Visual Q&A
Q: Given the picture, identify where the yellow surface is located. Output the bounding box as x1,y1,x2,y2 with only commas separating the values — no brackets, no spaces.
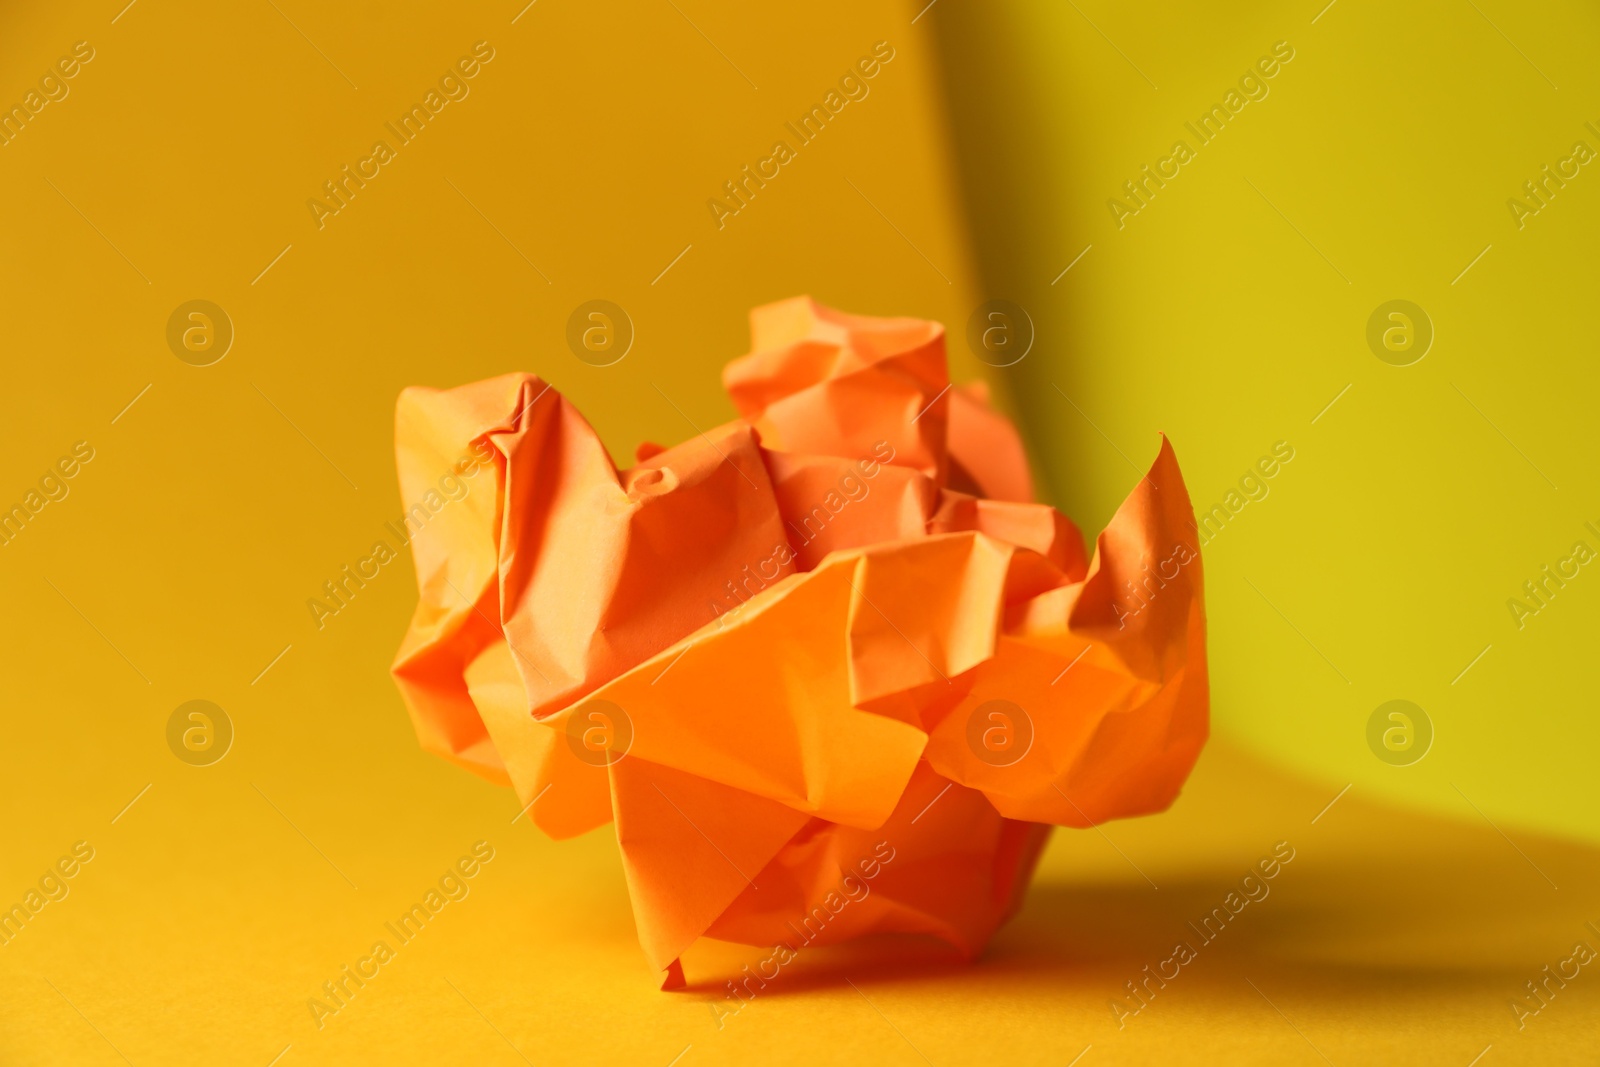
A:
932,0,1600,844
2,0,1595,1064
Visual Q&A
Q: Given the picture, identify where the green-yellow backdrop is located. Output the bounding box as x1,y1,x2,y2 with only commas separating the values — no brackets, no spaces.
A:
2,1,1596,1064
934,0,1600,848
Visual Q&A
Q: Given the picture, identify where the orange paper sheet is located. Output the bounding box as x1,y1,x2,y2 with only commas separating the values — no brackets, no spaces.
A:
391,297,1209,987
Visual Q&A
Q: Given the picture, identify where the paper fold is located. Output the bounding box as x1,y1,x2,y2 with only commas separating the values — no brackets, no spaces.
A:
392,296,1209,978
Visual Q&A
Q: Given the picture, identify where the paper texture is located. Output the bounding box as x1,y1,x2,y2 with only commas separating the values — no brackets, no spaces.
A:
392,297,1208,985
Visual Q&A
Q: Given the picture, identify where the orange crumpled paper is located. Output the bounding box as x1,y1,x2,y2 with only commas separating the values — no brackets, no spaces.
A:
391,297,1208,988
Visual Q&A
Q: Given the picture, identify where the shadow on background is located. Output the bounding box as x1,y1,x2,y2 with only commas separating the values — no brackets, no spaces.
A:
928,1,1104,521
685,738,1600,1023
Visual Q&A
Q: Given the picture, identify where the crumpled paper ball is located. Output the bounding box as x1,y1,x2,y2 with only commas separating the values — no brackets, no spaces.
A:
391,296,1208,988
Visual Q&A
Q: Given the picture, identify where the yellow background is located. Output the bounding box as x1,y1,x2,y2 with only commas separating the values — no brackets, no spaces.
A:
1,0,1596,1064
933,0,1600,848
